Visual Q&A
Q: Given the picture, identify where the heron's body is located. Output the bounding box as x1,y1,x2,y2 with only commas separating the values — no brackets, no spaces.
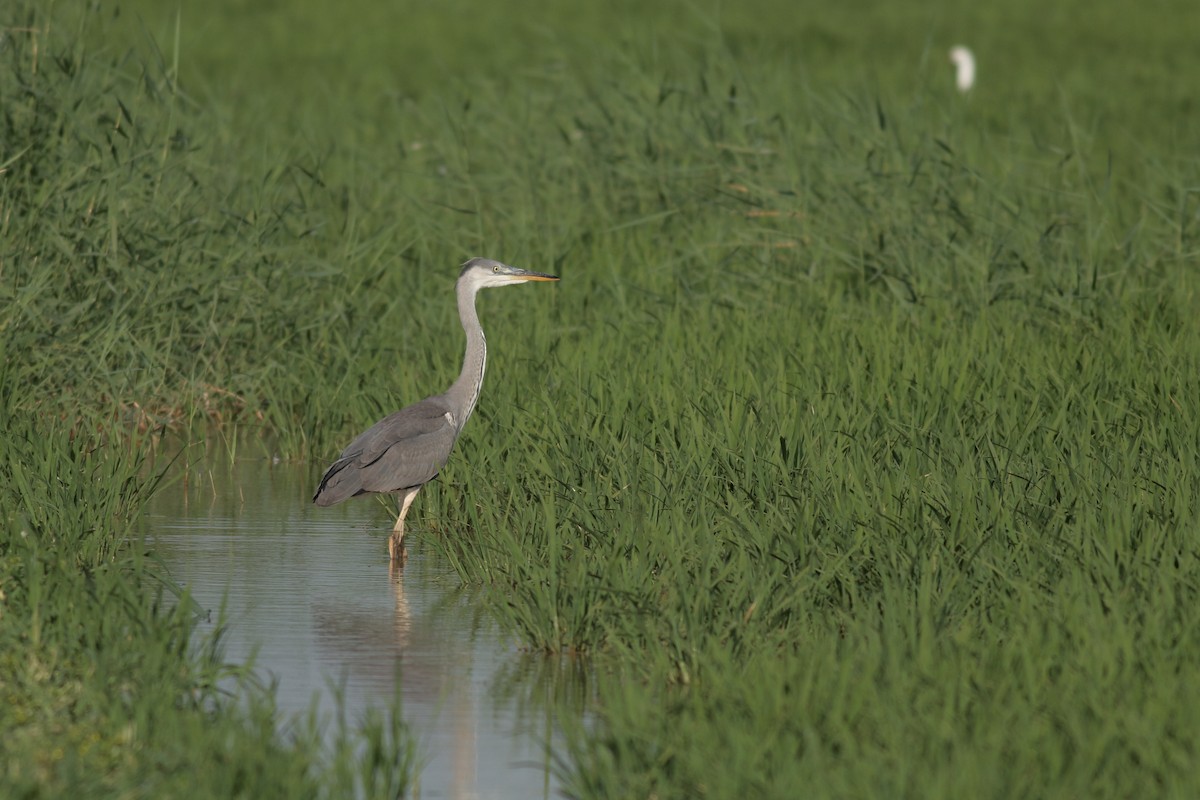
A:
313,257,558,562
312,397,459,505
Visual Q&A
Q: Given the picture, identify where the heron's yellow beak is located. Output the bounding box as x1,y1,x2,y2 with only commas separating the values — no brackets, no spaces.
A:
522,274,560,282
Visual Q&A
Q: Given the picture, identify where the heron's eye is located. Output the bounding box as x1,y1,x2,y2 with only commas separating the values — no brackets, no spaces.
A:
492,266,500,273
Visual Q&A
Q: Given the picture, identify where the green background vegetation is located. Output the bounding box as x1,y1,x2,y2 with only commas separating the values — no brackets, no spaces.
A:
2,0,1199,796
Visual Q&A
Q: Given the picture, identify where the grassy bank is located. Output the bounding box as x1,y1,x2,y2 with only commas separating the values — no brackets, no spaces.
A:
0,403,416,796
1,4,415,796
4,0,1200,796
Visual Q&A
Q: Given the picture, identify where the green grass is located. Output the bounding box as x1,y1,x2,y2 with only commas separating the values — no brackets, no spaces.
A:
0,391,416,796
3,0,1200,796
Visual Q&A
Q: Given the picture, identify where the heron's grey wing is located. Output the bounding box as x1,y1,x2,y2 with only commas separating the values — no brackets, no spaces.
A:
352,398,455,461
314,398,458,506
357,421,457,492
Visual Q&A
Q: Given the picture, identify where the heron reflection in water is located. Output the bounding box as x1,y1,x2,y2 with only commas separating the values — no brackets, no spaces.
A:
313,257,559,563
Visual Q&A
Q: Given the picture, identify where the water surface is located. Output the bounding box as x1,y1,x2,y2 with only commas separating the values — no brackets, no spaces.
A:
146,451,580,799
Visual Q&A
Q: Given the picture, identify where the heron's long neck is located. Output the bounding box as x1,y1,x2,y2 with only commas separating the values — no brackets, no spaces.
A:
447,282,486,430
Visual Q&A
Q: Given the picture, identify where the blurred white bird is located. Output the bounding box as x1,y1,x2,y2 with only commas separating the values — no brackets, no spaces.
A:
949,45,975,92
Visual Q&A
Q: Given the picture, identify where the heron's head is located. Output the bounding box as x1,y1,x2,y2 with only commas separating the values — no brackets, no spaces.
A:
458,257,560,290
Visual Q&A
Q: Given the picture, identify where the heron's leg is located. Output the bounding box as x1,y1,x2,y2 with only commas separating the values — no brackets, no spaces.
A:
389,487,421,563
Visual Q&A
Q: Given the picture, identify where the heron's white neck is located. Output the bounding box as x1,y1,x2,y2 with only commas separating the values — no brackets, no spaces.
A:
447,282,487,431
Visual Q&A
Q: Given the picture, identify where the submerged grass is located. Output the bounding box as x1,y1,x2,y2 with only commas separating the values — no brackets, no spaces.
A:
4,0,1200,796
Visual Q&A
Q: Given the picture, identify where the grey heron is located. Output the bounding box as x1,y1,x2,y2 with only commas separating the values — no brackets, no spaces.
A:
313,257,559,562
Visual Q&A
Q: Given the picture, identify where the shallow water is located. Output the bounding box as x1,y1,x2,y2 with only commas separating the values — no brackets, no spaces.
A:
145,451,580,799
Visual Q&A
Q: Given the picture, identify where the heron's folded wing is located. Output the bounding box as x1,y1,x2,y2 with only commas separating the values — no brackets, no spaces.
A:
342,398,454,464
315,398,458,501
347,399,458,493
358,424,457,493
